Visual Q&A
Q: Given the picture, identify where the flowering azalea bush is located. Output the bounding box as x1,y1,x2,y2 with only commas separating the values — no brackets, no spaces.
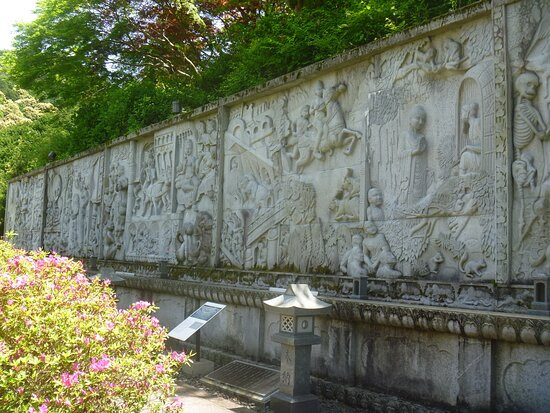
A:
0,240,190,412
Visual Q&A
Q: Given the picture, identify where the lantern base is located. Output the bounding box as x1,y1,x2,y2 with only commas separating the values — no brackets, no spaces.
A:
270,391,318,413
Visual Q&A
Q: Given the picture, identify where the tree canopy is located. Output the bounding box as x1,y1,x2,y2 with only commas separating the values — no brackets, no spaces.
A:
0,0,478,231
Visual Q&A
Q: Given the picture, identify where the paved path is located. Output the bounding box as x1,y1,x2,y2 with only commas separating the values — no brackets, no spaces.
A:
174,383,256,413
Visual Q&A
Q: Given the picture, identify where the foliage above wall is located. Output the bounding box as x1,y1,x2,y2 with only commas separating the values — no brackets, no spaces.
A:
0,0,479,231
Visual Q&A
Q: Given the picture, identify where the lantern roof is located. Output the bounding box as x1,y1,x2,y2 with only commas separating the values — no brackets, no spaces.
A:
263,284,332,316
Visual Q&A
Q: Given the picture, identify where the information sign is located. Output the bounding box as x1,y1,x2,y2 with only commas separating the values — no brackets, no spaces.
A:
168,302,226,342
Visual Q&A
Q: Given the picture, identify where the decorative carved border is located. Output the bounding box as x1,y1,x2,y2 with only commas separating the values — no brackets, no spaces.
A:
492,0,512,284
119,275,550,347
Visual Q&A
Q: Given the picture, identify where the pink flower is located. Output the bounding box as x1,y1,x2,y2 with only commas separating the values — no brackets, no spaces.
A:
12,275,29,289
39,404,48,413
155,363,165,373
73,273,88,285
131,301,150,311
94,334,104,342
151,317,160,327
16,387,24,395
168,396,184,410
6,299,14,305
90,354,111,372
105,321,115,331
60,372,79,387
28,408,36,413
170,351,187,363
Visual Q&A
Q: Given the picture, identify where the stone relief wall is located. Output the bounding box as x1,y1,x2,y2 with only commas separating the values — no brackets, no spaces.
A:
5,173,44,250
42,154,105,257
5,0,550,313
507,1,550,282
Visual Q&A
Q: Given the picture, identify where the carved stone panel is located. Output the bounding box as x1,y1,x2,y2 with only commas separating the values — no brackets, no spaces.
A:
6,173,44,251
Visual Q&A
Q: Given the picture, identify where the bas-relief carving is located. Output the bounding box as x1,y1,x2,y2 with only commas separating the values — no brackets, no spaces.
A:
329,168,360,222
10,6,550,312
214,20,501,289
125,117,217,263
103,160,128,260
222,82,362,272
360,29,497,283
8,174,44,250
508,4,550,281
175,210,212,266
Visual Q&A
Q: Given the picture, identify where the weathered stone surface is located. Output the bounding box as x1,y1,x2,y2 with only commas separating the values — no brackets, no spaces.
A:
7,0,550,311
6,0,550,410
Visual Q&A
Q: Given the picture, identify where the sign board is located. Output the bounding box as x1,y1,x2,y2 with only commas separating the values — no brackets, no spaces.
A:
168,302,226,342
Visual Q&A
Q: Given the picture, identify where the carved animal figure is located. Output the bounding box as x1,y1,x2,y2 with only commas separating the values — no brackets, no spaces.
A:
459,257,487,278
311,81,361,159
427,252,460,281
428,252,445,273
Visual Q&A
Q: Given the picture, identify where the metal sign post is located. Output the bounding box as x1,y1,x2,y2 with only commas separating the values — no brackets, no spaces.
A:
168,301,226,376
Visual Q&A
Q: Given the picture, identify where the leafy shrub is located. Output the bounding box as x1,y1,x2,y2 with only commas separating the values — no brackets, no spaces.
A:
0,240,189,412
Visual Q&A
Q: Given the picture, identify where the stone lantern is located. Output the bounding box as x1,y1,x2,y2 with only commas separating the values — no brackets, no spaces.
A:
264,284,331,413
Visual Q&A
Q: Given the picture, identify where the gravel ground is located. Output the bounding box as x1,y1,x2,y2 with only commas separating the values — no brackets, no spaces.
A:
180,377,366,413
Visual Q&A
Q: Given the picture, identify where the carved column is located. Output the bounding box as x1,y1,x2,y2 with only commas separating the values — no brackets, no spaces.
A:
99,147,112,259
492,0,513,284
212,105,230,267
123,140,137,260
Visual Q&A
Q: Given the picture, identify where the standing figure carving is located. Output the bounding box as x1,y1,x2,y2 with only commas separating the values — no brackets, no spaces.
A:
175,139,200,213
401,105,428,206
459,103,482,177
103,162,128,260
513,72,549,162
285,105,314,173
512,72,550,235
141,151,157,217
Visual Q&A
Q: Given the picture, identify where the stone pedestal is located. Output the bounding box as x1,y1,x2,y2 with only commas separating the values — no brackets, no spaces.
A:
270,333,321,413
